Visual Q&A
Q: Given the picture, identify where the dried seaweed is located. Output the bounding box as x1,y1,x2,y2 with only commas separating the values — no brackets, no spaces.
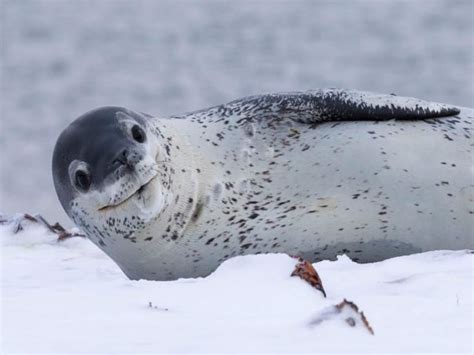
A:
291,258,326,297
0,213,85,242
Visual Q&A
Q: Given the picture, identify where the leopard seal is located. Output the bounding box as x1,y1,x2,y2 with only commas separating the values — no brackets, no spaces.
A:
52,89,473,280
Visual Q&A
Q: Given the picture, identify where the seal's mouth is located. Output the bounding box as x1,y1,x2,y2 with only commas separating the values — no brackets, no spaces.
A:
98,174,158,212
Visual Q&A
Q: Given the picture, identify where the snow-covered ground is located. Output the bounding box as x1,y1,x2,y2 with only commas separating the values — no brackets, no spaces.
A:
1,215,472,354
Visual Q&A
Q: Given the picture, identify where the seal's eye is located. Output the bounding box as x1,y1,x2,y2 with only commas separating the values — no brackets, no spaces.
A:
75,170,91,191
131,125,146,143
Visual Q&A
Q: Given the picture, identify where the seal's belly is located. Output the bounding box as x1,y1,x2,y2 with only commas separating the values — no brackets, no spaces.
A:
185,117,472,274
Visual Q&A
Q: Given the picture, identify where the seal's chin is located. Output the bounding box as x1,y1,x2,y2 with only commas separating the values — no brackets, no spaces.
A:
98,174,158,212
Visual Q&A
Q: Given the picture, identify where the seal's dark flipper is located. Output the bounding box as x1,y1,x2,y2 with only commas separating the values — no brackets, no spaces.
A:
293,89,461,123
185,89,460,125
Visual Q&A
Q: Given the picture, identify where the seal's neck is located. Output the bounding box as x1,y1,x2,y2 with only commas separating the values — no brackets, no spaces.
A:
146,118,199,245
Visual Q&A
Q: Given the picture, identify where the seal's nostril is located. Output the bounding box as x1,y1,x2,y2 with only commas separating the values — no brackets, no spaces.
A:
113,148,130,167
121,149,129,161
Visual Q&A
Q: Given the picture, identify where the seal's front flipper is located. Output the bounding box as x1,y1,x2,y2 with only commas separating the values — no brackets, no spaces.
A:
184,89,460,125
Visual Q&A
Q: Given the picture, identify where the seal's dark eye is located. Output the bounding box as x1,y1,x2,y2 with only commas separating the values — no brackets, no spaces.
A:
75,170,91,191
131,125,146,143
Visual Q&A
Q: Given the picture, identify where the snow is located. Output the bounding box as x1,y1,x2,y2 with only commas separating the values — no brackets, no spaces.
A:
1,217,472,354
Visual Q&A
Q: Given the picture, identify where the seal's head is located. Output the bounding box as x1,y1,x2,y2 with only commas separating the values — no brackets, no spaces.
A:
52,107,169,242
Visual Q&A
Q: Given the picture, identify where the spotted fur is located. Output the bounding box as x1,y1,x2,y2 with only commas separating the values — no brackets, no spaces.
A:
52,90,473,280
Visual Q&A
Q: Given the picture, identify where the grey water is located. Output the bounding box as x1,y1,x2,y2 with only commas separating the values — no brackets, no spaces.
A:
1,0,473,226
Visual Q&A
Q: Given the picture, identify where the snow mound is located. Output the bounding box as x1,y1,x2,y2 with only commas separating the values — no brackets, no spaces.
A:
1,216,472,353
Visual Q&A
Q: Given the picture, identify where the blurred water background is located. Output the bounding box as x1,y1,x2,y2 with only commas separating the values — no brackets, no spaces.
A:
1,0,473,225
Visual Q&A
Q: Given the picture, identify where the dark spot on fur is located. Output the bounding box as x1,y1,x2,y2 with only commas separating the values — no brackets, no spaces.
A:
191,201,204,222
